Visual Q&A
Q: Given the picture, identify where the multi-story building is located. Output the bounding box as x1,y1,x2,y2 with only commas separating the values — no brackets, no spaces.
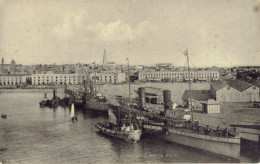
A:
89,72,125,84
31,73,89,85
138,70,219,82
0,74,27,85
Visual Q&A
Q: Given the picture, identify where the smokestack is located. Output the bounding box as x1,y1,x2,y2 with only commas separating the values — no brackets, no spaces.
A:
138,87,145,109
53,90,56,98
163,90,172,113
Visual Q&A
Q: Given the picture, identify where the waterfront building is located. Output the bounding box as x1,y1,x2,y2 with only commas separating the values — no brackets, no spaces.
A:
89,72,125,84
138,70,219,82
31,73,87,85
0,74,26,85
210,80,260,102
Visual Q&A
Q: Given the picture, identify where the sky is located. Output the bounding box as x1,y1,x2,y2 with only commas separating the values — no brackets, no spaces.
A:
0,0,259,67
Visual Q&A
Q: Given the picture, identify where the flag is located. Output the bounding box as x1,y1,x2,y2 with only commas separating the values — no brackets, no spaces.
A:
183,49,188,56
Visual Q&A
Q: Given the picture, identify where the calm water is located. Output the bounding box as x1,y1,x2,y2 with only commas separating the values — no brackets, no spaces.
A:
0,91,258,163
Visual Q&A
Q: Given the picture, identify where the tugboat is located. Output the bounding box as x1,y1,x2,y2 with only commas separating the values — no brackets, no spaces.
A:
49,90,60,108
39,93,50,107
70,103,77,121
95,108,142,143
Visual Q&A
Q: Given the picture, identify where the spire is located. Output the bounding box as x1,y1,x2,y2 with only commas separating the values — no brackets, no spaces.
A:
103,49,107,65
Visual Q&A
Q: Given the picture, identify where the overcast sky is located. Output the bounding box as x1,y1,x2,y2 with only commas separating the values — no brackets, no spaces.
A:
0,0,259,67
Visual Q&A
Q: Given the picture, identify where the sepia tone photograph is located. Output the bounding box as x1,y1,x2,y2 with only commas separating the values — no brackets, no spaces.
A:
0,0,260,163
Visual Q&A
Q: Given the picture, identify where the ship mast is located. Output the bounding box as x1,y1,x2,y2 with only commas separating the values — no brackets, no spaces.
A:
127,58,131,99
94,62,97,95
126,58,131,125
185,49,193,122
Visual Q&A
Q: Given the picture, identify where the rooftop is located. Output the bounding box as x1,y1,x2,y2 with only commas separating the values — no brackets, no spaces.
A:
182,90,212,102
210,80,228,91
225,80,253,92
201,99,220,105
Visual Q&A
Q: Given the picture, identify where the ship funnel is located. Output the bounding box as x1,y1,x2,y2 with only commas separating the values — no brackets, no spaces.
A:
138,87,145,109
53,89,56,98
163,90,172,113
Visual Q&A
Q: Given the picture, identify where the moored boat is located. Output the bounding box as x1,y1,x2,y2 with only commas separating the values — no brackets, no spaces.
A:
158,50,241,159
95,109,142,143
39,93,50,107
85,95,109,112
159,122,240,159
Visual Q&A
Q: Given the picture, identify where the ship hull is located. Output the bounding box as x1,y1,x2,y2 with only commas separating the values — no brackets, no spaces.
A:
74,99,84,106
95,124,142,143
85,100,109,112
159,129,240,159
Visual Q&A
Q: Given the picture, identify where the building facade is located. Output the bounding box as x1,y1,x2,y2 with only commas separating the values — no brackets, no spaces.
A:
31,73,89,85
138,70,219,82
0,75,26,85
89,72,125,84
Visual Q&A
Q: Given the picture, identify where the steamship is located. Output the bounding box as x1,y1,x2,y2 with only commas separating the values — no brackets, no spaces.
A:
83,77,109,112
157,50,241,159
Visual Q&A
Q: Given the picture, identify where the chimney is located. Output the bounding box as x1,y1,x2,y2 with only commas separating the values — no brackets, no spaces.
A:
163,90,172,113
138,87,145,109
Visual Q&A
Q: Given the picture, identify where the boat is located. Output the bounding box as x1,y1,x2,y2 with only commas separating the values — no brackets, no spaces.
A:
48,90,60,108
157,50,241,159
71,90,85,106
83,64,109,112
95,108,142,143
85,93,109,112
1,114,7,119
136,116,165,134
70,103,77,121
39,93,50,107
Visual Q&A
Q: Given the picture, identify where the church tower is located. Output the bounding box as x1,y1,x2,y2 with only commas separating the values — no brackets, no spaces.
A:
103,49,107,65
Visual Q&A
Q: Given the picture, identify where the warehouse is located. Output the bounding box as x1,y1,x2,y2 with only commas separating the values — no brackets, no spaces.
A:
210,80,260,102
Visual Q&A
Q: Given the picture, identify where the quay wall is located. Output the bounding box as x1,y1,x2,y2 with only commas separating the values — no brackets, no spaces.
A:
0,82,210,103
0,87,65,93
99,82,210,104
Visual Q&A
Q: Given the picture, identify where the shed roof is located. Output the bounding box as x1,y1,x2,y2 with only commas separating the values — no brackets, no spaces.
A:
225,80,253,92
182,90,212,102
251,81,260,88
201,99,220,105
210,80,228,91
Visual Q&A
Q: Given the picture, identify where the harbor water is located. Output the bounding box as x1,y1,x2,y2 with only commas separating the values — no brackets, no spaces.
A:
0,91,259,163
